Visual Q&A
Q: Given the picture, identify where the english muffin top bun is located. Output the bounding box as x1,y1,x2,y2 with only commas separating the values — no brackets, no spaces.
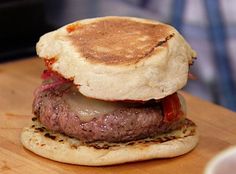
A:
36,16,196,101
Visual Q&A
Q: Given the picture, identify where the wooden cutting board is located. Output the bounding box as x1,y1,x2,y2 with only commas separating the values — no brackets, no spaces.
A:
1,58,236,174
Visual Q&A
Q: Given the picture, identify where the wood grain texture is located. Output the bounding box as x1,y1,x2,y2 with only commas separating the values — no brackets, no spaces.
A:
0,58,236,174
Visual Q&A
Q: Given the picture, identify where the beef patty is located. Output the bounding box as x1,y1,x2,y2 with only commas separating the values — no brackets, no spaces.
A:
33,83,185,143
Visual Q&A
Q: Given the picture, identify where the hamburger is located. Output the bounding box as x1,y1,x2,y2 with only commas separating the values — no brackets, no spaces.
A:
21,16,198,166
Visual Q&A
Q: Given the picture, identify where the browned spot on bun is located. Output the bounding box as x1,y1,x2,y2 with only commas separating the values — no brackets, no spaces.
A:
68,18,173,65
32,117,37,121
35,127,44,132
44,133,56,140
70,144,78,149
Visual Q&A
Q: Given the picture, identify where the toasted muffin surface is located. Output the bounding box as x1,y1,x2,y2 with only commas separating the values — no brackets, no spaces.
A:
67,18,173,65
36,16,196,101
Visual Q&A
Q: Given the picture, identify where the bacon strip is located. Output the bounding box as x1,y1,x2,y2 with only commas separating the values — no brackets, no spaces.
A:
34,70,70,96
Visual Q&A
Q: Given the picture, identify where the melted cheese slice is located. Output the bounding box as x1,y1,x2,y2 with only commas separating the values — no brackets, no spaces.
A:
62,87,185,122
62,88,125,121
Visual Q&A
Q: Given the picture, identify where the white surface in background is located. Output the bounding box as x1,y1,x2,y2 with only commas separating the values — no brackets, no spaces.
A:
205,146,236,174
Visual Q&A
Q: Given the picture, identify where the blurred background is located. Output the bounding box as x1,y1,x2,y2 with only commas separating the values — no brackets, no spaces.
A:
0,0,236,111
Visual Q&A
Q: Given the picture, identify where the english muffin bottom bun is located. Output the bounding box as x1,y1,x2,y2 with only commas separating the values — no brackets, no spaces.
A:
36,16,196,101
21,16,198,166
21,119,198,166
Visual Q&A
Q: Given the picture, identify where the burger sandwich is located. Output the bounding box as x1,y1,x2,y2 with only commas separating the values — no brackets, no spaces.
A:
21,16,198,166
